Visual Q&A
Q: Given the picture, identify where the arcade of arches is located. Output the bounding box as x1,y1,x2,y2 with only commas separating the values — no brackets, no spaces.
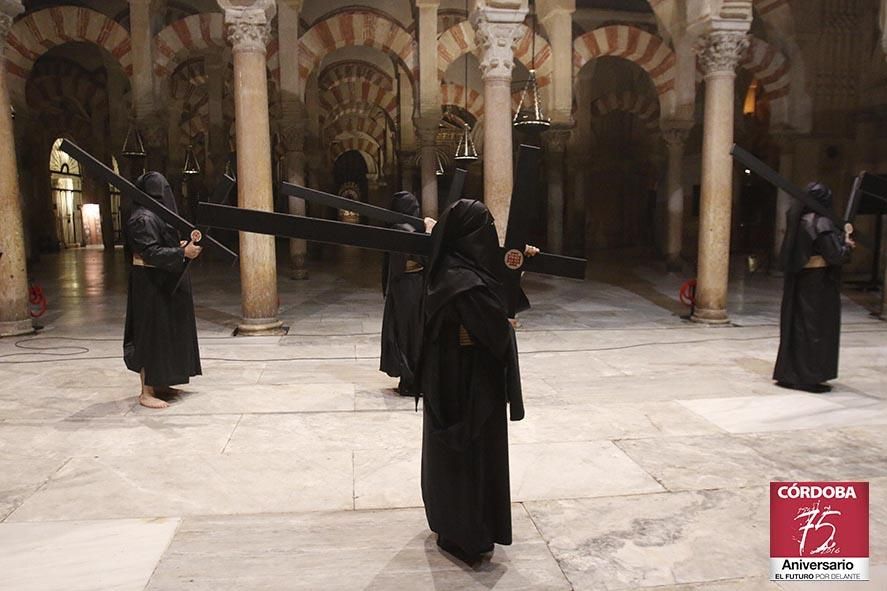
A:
1,0,887,335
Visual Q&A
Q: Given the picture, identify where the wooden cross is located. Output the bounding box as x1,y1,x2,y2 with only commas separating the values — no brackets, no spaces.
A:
199,144,586,316
59,140,238,261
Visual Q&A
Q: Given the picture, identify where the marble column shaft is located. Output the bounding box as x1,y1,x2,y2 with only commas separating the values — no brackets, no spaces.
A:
472,9,526,241
544,129,569,254
0,2,32,337
692,31,749,324
661,122,691,270
417,124,438,218
283,125,308,280
222,2,282,334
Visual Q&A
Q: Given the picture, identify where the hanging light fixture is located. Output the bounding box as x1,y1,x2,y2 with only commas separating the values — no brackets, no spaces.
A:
435,150,445,176
182,111,200,176
122,120,147,158
454,123,479,162
513,0,550,132
454,0,480,163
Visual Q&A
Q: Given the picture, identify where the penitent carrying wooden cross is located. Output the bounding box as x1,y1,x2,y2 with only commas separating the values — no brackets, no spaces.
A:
731,144,876,249
59,140,239,262
198,144,587,316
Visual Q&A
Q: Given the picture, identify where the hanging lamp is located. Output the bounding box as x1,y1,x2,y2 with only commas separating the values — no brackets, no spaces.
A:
513,1,550,132
122,120,147,158
435,150,445,176
182,112,200,175
454,0,480,163
454,123,479,162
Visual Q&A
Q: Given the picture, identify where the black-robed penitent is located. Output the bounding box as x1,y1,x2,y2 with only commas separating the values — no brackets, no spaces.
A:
418,199,524,562
123,172,201,388
774,183,851,390
379,191,425,395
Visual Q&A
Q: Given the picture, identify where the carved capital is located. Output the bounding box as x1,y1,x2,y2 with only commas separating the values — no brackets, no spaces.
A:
660,119,693,149
0,0,23,48
471,9,526,81
543,128,570,153
280,121,306,153
221,1,276,54
695,30,749,76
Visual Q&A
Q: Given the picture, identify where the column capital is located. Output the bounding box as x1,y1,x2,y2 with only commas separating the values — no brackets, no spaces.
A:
695,30,749,77
414,119,440,145
543,128,571,153
219,0,276,54
470,6,527,82
660,119,693,148
0,0,23,44
415,0,440,8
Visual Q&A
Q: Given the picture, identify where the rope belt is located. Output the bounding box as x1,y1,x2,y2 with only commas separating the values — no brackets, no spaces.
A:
132,254,156,268
404,260,424,273
804,255,827,269
458,325,475,347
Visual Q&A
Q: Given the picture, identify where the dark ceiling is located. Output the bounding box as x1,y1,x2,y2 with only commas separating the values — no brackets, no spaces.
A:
576,0,653,12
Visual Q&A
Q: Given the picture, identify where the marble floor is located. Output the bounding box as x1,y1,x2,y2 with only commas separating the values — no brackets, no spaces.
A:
1,247,885,591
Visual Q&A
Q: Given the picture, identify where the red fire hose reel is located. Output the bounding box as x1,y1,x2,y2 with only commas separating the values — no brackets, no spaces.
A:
679,279,697,308
28,283,47,318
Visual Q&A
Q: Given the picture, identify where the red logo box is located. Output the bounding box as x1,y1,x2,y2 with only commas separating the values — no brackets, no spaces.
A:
770,482,869,581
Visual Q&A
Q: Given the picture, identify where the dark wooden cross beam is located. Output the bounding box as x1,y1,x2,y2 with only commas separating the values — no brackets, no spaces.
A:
59,140,238,261
280,169,468,233
846,172,887,220
173,173,237,293
198,145,586,315
731,144,872,249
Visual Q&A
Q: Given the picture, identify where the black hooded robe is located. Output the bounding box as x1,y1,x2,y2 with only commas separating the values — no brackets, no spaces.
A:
773,183,851,389
418,199,524,561
379,192,425,395
123,172,201,388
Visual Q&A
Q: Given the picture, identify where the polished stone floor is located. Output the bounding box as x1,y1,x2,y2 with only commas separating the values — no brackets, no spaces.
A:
1,247,885,591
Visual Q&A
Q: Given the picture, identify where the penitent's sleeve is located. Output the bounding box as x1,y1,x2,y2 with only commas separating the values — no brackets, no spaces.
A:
505,324,525,421
128,215,185,273
813,218,851,266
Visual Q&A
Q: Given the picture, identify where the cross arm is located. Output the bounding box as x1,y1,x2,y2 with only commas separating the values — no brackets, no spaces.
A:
279,182,425,231
197,203,431,257
59,140,237,261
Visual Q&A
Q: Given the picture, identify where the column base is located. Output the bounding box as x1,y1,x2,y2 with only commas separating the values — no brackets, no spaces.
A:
290,268,309,280
665,255,683,273
690,307,731,325
235,318,287,336
0,318,35,338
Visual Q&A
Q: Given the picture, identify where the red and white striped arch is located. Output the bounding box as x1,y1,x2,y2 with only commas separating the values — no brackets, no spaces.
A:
741,36,790,102
573,25,676,99
437,21,553,86
319,80,398,124
440,82,483,120
330,136,381,163
325,116,388,145
5,6,132,103
154,14,280,84
319,62,393,93
590,92,660,132
299,11,417,94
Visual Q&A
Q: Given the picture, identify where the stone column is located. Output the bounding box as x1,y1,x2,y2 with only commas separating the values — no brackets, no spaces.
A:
661,120,692,271
282,118,308,280
538,0,575,126
691,30,749,324
543,128,569,253
206,52,227,182
0,0,32,337
220,0,282,335
471,5,526,241
770,130,797,271
416,122,439,217
278,0,308,280
399,151,416,194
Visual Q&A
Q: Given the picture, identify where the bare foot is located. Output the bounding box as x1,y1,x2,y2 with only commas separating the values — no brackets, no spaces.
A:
139,392,170,409
156,386,182,397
